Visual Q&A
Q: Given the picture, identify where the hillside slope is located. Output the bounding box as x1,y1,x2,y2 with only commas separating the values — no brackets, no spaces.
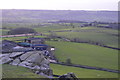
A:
2,9,118,23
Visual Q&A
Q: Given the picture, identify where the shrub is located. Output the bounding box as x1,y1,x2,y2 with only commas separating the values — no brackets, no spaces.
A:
66,58,72,64
8,27,36,35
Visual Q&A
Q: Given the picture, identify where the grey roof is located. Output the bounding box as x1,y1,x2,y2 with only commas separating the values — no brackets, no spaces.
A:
1,40,18,53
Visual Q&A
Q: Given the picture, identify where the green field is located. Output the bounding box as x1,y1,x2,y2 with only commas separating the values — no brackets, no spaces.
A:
2,26,118,70
2,9,119,78
50,64,118,78
2,35,46,41
2,23,118,48
1,29,9,35
1,24,119,78
46,41,118,70
2,64,45,78
54,27,118,48
34,24,72,33
35,26,118,48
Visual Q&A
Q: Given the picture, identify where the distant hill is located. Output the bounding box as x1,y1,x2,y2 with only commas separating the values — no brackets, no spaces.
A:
1,9,118,23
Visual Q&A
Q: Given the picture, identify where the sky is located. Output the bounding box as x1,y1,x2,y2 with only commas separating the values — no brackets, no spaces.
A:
0,0,119,11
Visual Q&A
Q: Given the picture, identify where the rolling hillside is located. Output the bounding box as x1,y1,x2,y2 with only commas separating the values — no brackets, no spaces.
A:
2,9,118,23
46,41,118,70
1,9,119,78
54,27,118,48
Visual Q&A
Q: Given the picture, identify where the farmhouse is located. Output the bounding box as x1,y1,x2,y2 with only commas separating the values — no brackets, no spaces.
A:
24,37,45,44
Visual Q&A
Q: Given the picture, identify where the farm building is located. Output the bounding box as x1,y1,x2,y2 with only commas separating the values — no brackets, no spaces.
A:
24,38,45,44
31,44,48,51
1,40,18,52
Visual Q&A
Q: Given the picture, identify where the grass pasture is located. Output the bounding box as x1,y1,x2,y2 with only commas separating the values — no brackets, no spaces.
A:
34,24,72,33
2,35,46,41
56,32,118,47
54,27,118,48
46,41,118,70
1,25,118,78
34,26,118,48
2,64,45,78
1,29,9,35
50,64,118,78
2,23,118,48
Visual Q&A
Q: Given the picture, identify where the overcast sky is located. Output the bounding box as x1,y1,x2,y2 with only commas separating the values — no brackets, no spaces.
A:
0,0,119,11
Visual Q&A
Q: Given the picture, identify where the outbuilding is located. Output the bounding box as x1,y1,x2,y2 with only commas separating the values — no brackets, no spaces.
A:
24,38,45,44
31,44,48,51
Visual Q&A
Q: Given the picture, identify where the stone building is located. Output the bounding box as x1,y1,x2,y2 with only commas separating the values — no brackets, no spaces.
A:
24,38,45,44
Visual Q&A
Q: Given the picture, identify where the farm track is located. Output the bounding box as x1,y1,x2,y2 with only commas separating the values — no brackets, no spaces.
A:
51,62,119,73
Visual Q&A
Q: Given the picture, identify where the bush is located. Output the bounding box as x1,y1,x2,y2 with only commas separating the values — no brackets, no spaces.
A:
66,58,72,64
8,27,36,35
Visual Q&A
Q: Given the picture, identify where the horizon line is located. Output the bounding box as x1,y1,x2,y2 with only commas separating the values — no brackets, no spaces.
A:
1,9,118,11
